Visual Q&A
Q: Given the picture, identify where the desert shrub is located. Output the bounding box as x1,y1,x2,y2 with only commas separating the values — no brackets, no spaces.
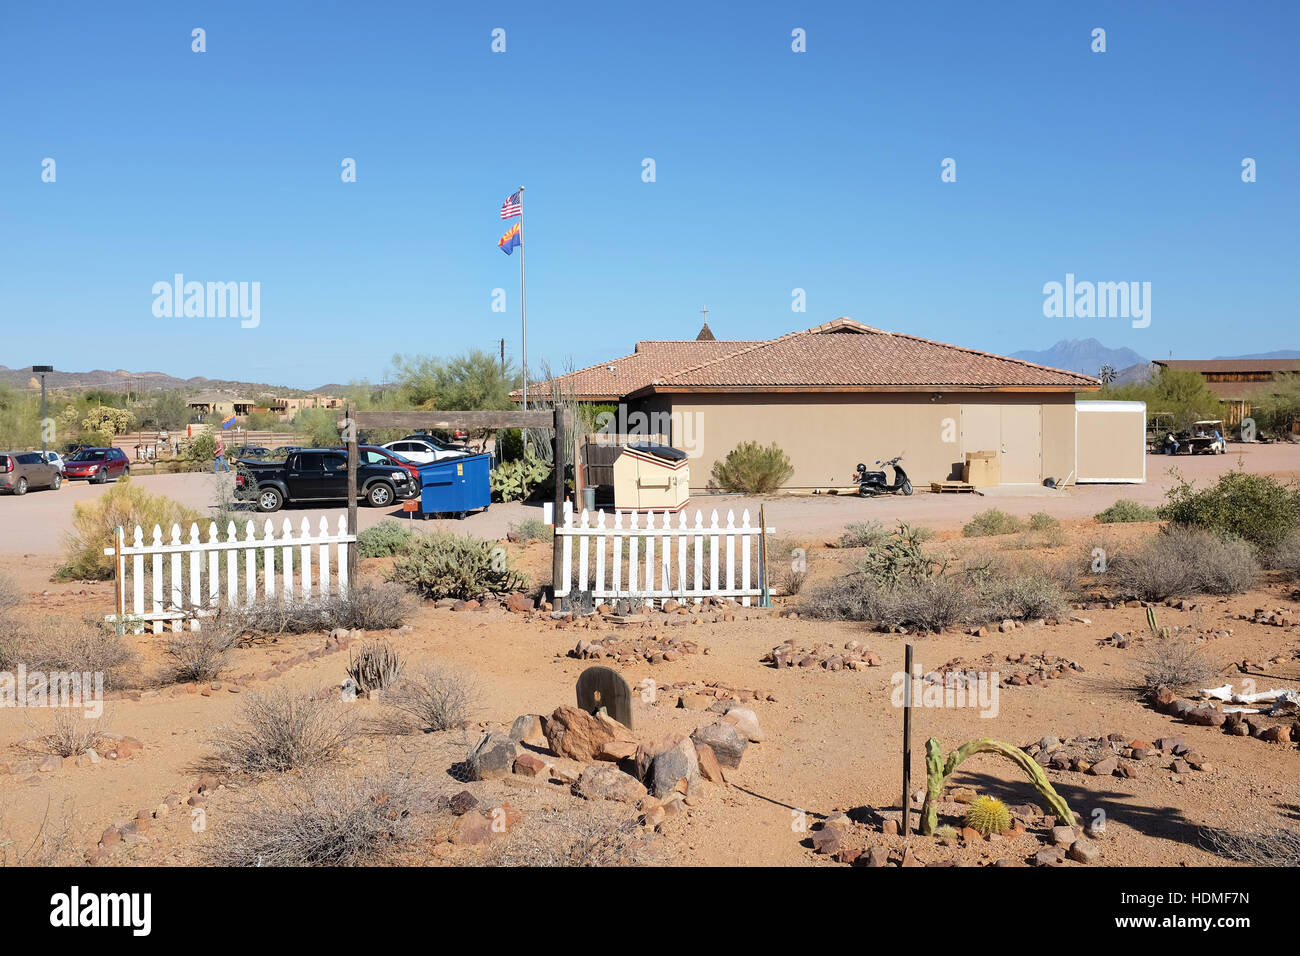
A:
976,573,1068,622
1002,526,1067,550
1201,825,1300,867
163,626,238,683
0,574,19,610
1027,512,1059,531
1135,635,1220,693
207,769,422,866
210,691,361,774
37,712,110,758
56,478,202,580
838,521,888,549
708,441,793,495
385,664,476,732
478,807,652,867
356,520,416,558
215,583,414,639
1160,468,1300,552
20,618,140,690
804,572,975,631
509,518,553,544
1095,499,1159,523
962,509,1025,537
1266,531,1300,578
386,533,526,600
856,522,949,585
346,639,405,694
766,535,808,596
1108,526,1260,600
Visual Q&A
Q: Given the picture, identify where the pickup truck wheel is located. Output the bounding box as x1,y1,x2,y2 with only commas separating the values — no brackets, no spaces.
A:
256,488,284,513
366,483,394,508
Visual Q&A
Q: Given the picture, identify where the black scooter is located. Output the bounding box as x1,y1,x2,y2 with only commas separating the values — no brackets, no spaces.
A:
854,456,914,497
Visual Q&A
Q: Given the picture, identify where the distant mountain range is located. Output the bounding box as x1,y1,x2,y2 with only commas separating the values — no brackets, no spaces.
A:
0,365,317,397
1009,339,1147,376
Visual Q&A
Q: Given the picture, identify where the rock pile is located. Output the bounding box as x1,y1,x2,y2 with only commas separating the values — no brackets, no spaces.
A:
763,639,881,670
1023,732,1212,776
569,633,702,665
925,653,1082,690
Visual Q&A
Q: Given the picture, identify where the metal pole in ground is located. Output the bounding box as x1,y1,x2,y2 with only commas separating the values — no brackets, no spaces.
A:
902,642,914,838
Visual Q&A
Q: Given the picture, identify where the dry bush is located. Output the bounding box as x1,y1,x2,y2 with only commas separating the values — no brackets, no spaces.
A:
1109,526,1260,601
215,583,414,640
477,807,655,867
163,624,238,683
19,617,140,690
838,521,888,549
386,533,527,600
708,441,793,494
962,509,1025,537
346,639,405,695
976,572,1068,622
207,768,423,866
1201,825,1300,866
805,573,977,632
767,535,808,596
209,690,361,774
0,574,19,610
1095,499,1160,523
1266,531,1300,579
1135,635,1221,693
384,664,477,733
33,712,111,758
0,797,75,867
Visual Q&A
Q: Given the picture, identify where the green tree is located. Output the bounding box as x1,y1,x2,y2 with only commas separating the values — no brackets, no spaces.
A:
1250,374,1300,438
1082,367,1224,431
135,392,190,430
389,349,518,411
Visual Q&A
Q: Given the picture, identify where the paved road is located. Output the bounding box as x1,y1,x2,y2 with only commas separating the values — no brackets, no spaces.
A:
3,443,1296,554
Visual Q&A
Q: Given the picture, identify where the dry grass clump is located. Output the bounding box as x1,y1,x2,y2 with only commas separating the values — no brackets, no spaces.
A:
384,664,477,733
1266,531,1300,579
1108,526,1259,601
33,712,111,758
209,690,361,773
1201,825,1300,866
1135,635,1221,693
207,768,424,866
57,479,201,580
477,807,655,867
0,574,19,611
19,617,140,690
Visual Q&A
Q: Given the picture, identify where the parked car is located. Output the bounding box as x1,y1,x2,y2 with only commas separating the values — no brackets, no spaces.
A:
0,451,63,494
63,447,130,483
271,445,304,459
236,449,418,513
383,436,468,464
42,450,66,473
231,445,271,460
328,445,422,482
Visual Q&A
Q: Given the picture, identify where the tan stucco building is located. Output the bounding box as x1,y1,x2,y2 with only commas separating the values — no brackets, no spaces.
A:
524,318,1101,491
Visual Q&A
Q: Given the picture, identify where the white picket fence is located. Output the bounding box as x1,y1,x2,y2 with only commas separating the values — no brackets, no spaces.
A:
104,515,356,633
554,507,774,607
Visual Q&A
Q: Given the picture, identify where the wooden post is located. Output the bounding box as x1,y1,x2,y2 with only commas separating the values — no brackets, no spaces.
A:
346,403,358,585
551,405,567,608
902,642,914,837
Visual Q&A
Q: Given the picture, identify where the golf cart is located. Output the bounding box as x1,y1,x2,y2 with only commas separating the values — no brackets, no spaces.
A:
1147,413,1175,453
1183,420,1227,455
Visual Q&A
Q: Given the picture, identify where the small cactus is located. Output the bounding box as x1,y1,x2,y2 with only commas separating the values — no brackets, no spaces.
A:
964,795,1012,836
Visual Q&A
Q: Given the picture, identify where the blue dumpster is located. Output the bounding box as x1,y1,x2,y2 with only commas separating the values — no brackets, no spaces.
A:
417,453,492,519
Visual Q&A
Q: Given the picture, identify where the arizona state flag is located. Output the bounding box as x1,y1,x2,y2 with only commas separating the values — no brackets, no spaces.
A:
497,222,521,255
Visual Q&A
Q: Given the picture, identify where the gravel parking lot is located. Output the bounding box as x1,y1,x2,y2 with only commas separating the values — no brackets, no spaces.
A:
2,442,1295,555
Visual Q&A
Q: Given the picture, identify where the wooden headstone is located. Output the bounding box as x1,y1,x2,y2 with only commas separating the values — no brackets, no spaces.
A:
576,665,633,729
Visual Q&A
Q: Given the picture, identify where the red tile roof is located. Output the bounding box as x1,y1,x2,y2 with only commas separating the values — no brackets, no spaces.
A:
519,318,1097,400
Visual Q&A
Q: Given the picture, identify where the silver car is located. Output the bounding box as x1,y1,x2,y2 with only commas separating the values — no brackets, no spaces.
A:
0,451,63,494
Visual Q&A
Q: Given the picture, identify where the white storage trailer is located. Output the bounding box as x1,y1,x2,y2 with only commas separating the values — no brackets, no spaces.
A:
1074,400,1147,483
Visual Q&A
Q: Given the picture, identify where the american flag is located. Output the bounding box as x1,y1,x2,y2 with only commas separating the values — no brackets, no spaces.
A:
500,190,521,220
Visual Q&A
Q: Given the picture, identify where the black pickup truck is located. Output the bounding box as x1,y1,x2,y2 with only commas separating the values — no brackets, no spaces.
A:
235,449,418,513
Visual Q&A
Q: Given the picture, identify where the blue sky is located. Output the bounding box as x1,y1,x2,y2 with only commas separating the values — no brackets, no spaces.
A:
2,0,1296,389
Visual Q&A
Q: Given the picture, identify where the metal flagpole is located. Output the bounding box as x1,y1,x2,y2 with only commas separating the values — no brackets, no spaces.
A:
518,185,527,412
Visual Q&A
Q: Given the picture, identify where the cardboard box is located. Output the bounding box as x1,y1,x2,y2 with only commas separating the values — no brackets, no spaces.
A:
963,450,1000,488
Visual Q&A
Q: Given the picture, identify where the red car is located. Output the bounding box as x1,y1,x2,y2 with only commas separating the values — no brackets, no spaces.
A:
328,445,422,481
64,447,131,483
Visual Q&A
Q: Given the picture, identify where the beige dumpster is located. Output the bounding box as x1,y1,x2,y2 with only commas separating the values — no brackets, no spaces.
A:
613,442,690,512
1075,401,1147,483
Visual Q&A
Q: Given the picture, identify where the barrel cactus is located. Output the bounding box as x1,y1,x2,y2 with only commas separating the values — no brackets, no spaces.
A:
964,795,1012,836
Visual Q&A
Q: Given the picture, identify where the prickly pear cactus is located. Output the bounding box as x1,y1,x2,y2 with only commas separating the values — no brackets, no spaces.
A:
964,795,1012,836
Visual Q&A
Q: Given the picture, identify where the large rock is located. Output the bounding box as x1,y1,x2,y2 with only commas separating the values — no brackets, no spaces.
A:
572,763,647,803
544,706,620,761
508,714,546,746
635,735,701,798
468,732,520,780
691,721,747,769
720,705,765,742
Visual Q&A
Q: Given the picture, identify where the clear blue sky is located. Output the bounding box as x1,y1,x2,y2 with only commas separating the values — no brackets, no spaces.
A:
2,0,1296,389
